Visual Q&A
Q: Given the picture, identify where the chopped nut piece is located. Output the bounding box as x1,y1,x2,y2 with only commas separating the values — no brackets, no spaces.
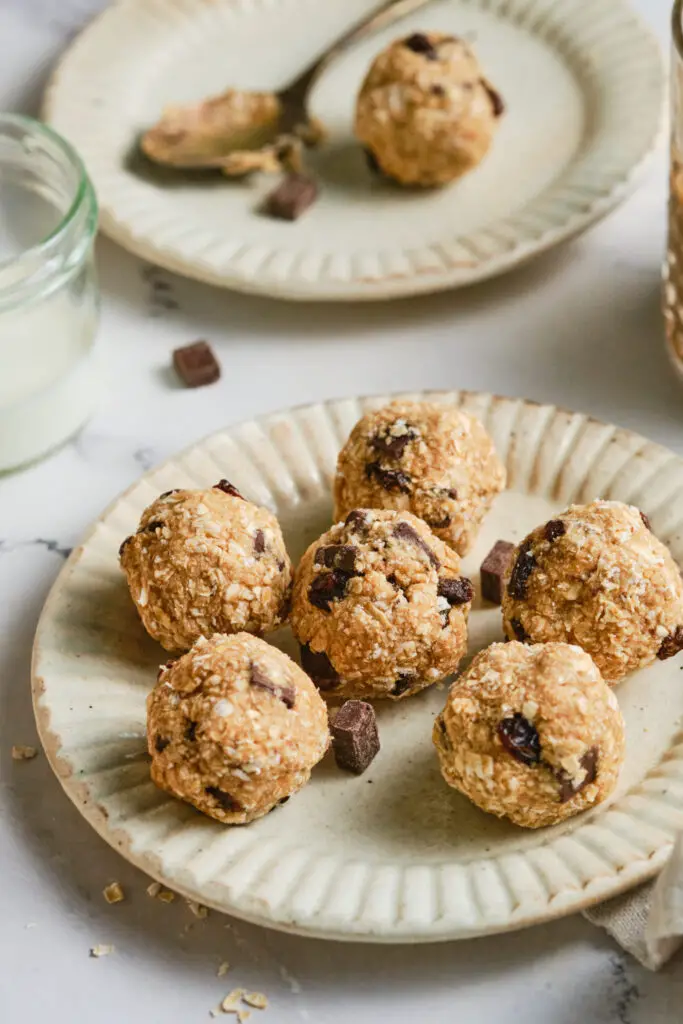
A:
89,944,115,958
11,745,37,760
237,1012,251,1023
243,992,268,1010
146,881,161,898
156,888,176,903
221,989,246,1012
217,961,231,977
103,882,125,904
187,899,209,919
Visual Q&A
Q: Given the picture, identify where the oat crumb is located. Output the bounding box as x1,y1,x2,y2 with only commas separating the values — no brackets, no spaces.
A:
103,882,125,904
217,961,231,978
11,745,37,760
146,881,161,898
89,944,115,958
220,989,245,1012
237,1012,251,1023
187,898,209,918
243,993,268,1010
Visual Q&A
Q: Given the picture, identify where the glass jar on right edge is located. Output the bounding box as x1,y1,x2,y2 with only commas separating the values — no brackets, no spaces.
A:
665,0,683,375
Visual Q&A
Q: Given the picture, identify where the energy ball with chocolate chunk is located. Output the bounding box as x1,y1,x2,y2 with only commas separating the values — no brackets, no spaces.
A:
501,500,683,684
433,641,624,829
355,33,504,187
334,400,505,557
120,485,292,653
290,508,471,702
148,633,329,824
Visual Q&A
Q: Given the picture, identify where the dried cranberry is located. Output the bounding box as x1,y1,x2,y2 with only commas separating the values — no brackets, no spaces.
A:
393,521,440,568
640,510,652,531
300,644,340,690
498,714,541,766
544,520,566,543
438,577,474,606
214,479,244,499
508,540,536,599
366,463,412,494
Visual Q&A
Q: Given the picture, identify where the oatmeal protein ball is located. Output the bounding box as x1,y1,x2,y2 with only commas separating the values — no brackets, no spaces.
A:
148,633,330,824
433,641,625,828
120,481,292,653
290,508,472,701
334,400,506,556
355,32,504,187
501,500,683,684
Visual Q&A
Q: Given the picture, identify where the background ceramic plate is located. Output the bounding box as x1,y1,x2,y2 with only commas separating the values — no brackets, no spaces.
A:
32,391,683,942
43,0,663,301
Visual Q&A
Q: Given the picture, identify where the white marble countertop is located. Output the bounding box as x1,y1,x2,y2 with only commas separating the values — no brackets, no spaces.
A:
2,1,683,1021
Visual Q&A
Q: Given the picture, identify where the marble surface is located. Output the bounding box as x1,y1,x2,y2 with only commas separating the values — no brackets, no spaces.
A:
2,1,683,1021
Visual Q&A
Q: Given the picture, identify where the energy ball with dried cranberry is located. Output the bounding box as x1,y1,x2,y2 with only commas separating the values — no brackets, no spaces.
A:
355,33,504,187
501,500,683,684
120,481,292,653
148,633,329,824
291,508,472,701
334,400,506,556
433,641,624,829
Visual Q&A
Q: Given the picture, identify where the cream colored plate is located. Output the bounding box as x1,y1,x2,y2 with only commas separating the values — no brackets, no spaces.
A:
43,0,663,301
32,392,683,942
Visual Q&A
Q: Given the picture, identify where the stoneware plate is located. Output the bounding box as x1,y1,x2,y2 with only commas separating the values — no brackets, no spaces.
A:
43,0,663,301
32,391,683,942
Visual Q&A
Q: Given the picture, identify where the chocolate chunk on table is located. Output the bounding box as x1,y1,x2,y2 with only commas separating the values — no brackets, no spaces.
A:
480,540,515,604
172,340,220,388
264,174,318,221
331,700,380,775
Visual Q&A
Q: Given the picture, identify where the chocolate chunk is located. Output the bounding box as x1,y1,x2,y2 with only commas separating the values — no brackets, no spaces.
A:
509,617,529,642
404,32,438,59
435,716,452,750
482,80,505,117
155,736,170,753
205,786,241,812
480,540,515,604
658,626,683,660
185,721,197,742
249,661,295,709
393,520,440,568
332,700,380,774
425,514,452,529
308,569,356,612
118,535,133,559
640,510,652,531
508,540,536,600
544,520,566,543
314,544,358,573
344,510,369,534
392,672,417,697
254,529,266,556
264,173,318,221
160,489,180,499
173,340,221,388
141,520,163,534
498,714,541,766
386,573,406,595
366,462,412,494
279,795,290,805
431,84,446,97
369,426,417,460
300,644,340,691
557,747,599,803
438,577,474,606
214,479,244,499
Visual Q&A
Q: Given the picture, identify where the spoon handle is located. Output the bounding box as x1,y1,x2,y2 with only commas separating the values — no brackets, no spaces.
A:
284,0,435,98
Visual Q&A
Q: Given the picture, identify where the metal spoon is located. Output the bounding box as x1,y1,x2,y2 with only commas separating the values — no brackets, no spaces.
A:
140,0,434,174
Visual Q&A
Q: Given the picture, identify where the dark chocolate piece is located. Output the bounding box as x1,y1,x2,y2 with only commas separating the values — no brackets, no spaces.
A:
141,520,163,534
498,713,541,766
254,529,266,555
331,700,380,774
658,626,683,660
118,535,133,559
204,786,241,812
185,721,197,742
640,510,652,531
544,520,566,543
154,736,170,753
344,510,369,534
404,32,438,59
391,672,417,697
264,173,318,221
557,747,598,803
480,539,515,604
300,644,340,690
482,79,505,117
366,463,412,494
393,520,440,568
438,577,474,606
431,84,446,97
160,489,180,499
308,569,357,612
508,540,536,600
173,340,221,388
369,426,417,460
214,479,244,499
314,544,358,573
509,617,529,642
249,661,295,709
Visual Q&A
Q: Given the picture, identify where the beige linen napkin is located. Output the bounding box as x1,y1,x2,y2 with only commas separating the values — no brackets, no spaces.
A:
583,834,683,969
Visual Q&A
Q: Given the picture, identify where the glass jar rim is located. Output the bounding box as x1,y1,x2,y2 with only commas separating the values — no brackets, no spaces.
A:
674,0,683,60
0,113,98,310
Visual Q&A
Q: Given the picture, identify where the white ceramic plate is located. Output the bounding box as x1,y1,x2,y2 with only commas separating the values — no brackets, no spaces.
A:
32,391,683,942
43,0,663,301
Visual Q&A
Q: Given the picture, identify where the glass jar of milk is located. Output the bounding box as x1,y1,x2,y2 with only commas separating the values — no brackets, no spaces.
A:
0,114,99,472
